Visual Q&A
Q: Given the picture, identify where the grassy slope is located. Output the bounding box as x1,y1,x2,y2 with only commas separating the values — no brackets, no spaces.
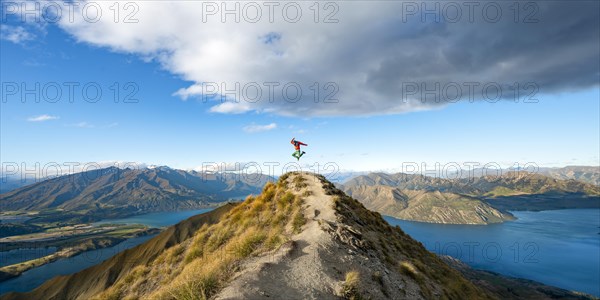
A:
3,177,306,300
1,203,236,300
321,176,495,299
93,178,306,300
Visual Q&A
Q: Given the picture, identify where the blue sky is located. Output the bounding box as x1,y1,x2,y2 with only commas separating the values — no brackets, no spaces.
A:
1,1,599,176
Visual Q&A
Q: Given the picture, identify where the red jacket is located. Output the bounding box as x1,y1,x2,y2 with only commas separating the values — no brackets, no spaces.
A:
291,139,307,150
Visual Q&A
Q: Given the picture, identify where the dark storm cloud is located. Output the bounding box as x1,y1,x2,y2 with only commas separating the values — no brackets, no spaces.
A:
51,0,599,115
365,1,599,105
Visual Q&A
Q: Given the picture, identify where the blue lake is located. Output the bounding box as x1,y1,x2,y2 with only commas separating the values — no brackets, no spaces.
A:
384,209,600,296
93,208,214,228
0,247,57,268
0,235,155,295
0,208,214,296
2,208,597,296
0,216,31,223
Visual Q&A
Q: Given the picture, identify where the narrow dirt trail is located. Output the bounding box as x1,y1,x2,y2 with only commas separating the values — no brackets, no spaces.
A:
215,173,344,300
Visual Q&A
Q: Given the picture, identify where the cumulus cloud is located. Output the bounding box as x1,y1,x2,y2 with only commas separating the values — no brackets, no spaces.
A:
27,0,599,116
27,114,59,122
243,123,277,133
210,101,253,114
0,24,34,44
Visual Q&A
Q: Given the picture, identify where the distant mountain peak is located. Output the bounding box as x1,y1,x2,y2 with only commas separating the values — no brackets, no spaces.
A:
146,165,172,171
0,167,273,215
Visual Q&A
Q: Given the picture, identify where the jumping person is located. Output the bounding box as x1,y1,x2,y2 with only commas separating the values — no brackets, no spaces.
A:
291,138,307,160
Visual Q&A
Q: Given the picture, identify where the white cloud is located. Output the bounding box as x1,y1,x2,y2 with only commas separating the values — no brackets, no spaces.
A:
243,123,277,133
68,122,94,128
209,101,253,114
0,25,34,44
25,1,599,117
27,114,59,122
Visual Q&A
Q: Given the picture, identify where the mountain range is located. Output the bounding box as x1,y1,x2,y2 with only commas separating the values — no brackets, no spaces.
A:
0,177,39,194
446,165,599,185
3,172,593,300
339,171,599,224
538,166,600,185
341,185,514,224
2,166,598,225
0,166,271,218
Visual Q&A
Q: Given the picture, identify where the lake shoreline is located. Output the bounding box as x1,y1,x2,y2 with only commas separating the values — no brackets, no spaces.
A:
381,206,600,225
384,209,600,297
0,227,160,283
0,208,215,295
